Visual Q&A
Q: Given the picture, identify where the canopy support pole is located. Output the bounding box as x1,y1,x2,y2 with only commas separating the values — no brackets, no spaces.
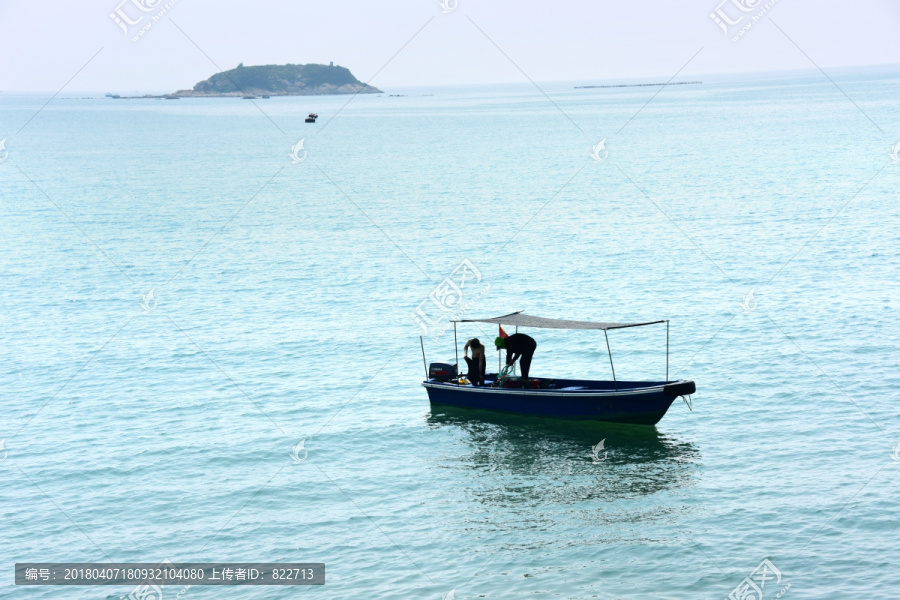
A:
420,336,428,379
666,320,669,381
453,323,459,385
604,330,617,391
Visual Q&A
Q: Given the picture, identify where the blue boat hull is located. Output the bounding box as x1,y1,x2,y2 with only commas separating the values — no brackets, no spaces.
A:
423,378,694,425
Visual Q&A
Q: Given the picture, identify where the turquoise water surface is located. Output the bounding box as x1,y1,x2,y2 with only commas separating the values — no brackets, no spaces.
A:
2,66,900,599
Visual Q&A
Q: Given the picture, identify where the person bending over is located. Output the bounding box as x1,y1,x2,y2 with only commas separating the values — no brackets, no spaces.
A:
495,333,537,379
463,338,486,386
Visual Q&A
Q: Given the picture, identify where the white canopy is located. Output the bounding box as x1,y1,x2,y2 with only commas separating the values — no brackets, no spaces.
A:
454,311,666,331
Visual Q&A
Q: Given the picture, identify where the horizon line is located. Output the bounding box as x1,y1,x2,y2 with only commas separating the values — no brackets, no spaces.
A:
1,61,897,95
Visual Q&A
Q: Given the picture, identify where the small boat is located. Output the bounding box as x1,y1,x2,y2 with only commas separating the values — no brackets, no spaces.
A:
421,311,695,426
305,113,318,123
261,95,270,99
242,95,258,100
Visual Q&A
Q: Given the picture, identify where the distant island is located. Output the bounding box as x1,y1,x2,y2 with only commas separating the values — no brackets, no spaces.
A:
109,62,381,99
575,81,701,89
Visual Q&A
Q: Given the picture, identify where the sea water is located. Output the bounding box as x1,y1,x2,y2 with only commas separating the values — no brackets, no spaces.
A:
1,66,899,599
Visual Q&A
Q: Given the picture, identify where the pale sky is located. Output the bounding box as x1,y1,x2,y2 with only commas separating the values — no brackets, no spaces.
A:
0,0,898,93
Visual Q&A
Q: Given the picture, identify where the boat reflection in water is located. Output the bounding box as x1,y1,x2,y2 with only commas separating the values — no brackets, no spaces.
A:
426,405,700,505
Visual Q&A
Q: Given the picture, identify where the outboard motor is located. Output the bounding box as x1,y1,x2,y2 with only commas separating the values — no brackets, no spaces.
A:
429,362,458,382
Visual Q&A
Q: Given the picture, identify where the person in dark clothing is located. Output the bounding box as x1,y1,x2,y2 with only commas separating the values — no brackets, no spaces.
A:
463,338,486,386
495,333,537,378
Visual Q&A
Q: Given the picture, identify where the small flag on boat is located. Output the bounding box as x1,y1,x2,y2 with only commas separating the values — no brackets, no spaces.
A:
499,325,509,338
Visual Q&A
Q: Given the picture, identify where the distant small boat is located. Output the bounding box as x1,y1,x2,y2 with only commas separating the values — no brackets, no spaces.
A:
261,95,270,99
305,113,318,123
242,95,258,100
